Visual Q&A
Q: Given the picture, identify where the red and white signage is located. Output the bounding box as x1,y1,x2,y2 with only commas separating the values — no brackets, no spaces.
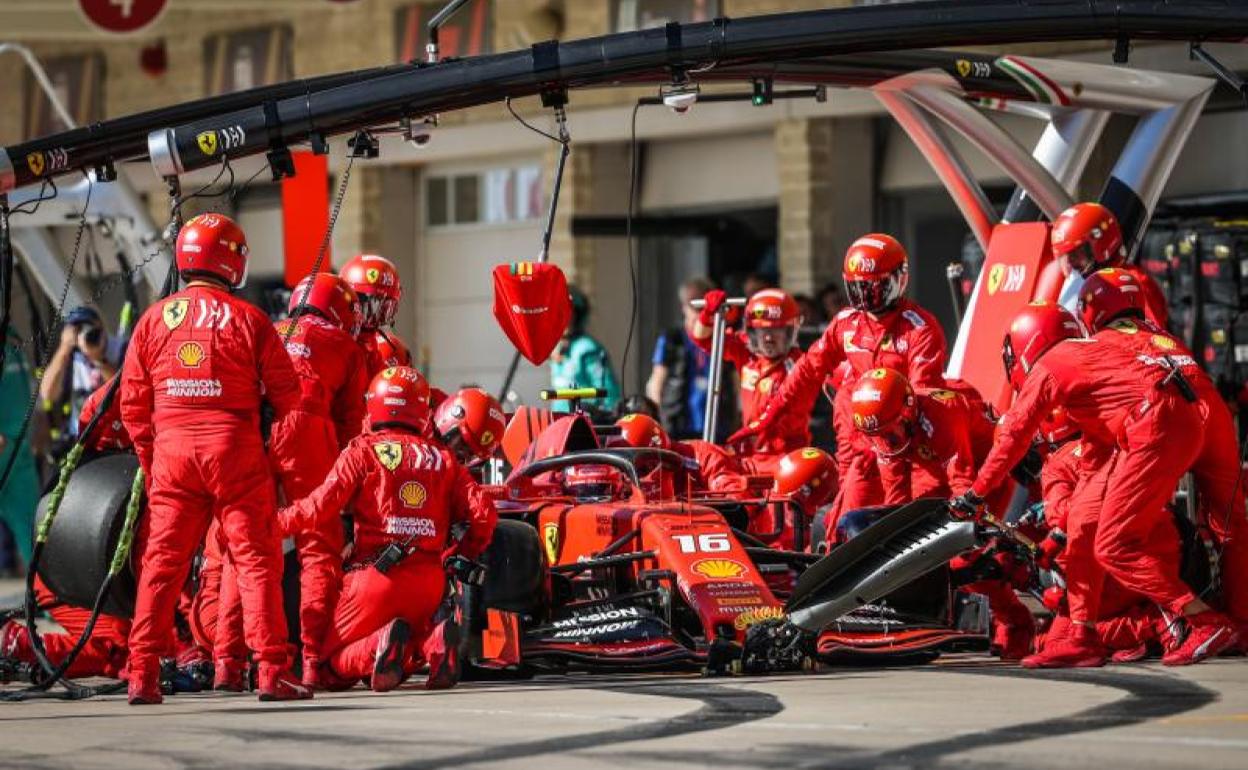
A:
77,0,168,35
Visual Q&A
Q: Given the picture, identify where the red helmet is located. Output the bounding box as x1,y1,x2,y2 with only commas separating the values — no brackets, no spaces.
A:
773,448,836,510
843,234,909,314
365,366,431,432
339,254,402,328
850,367,916,456
1002,302,1082,391
1077,267,1145,332
434,387,506,466
289,272,362,335
373,330,411,368
176,213,249,288
1051,202,1125,276
563,464,625,501
745,289,801,358
1038,405,1078,446
615,413,669,450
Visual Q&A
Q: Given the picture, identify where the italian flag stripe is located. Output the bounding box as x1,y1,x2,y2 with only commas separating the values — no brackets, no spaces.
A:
998,56,1070,106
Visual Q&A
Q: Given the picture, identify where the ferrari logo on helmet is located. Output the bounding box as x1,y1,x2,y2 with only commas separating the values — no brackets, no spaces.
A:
987,264,1005,295
398,481,427,508
196,131,219,156
480,430,494,447
868,368,888,379
366,267,380,284
162,299,189,330
801,449,822,460
373,441,402,471
543,522,560,563
692,558,747,579
930,389,956,403
26,152,45,176
176,342,205,368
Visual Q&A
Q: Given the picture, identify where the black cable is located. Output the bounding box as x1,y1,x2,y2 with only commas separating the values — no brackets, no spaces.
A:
619,101,642,392
505,97,564,144
284,142,358,345
7,178,57,218
0,200,14,378
0,172,92,496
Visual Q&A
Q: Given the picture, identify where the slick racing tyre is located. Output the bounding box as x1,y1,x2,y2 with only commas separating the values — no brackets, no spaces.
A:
481,520,543,615
35,453,141,618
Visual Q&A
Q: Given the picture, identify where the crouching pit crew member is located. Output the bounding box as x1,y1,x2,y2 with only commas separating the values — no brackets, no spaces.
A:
120,213,309,704
847,367,1033,658
279,366,497,691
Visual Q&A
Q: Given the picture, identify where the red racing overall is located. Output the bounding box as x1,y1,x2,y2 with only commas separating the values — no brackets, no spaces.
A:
280,429,497,684
971,336,1201,625
120,285,302,688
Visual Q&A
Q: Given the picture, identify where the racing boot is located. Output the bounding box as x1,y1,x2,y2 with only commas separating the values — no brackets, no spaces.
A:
424,616,462,691
214,657,250,692
127,669,163,705
301,655,323,690
992,622,1035,662
257,665,313,701
1110,643,1149,664
1022,619,1106,669
1162,611,1240,666
372,619,412,693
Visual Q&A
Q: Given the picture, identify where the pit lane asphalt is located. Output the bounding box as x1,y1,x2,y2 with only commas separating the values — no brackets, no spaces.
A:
3,656,1247,769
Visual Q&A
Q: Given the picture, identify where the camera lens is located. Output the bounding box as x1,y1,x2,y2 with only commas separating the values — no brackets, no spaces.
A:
83,327,103,347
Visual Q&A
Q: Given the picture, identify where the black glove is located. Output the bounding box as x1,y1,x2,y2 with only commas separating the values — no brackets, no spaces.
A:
445,555,486,586
947,490,985,521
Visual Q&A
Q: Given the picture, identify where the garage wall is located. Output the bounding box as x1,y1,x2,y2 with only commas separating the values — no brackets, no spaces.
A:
417,156,547,405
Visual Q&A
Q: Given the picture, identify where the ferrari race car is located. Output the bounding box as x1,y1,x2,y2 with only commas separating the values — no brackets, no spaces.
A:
459,412,993,675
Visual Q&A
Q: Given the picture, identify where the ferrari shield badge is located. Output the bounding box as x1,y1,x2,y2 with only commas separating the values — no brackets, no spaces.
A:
162,299,189,330
373,441,403,471
543,522,560,564
492,261,571,365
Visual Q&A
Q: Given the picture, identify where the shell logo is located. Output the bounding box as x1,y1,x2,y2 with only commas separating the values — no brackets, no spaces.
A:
733,606,785,631
1151,334,1178,351
177,342,205,368
399,481,427,508
692,558,747,579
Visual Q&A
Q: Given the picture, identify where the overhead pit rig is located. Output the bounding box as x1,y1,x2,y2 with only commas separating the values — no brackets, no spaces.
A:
3,1,1246,403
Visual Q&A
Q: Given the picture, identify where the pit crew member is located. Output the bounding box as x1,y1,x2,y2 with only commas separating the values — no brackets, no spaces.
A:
280,366,497,691
952,302,1238,667
120,213,309,704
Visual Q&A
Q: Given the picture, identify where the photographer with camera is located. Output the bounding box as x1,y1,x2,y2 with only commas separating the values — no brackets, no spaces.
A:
38,306,124,453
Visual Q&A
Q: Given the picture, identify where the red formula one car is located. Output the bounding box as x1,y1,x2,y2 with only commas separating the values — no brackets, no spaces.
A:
461,413,989,675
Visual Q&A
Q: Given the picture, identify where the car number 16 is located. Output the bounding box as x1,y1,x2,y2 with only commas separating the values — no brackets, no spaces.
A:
673,533,731,553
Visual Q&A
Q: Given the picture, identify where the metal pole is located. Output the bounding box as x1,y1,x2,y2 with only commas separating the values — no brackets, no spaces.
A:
690,297,747,442
945,262,966,327
0,43,77,131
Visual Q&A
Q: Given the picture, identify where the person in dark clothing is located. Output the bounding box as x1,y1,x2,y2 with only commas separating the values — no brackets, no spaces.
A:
646,277,734,440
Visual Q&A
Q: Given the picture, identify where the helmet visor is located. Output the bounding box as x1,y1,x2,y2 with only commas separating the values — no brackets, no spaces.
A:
747,325,797,359
869,422,912,457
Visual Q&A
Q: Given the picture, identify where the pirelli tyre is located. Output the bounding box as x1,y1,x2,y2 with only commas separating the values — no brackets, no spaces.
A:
481,519,544,615
34,453,141,618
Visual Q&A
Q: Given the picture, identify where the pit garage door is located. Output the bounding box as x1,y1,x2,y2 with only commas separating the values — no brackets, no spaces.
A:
416,157,548,405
